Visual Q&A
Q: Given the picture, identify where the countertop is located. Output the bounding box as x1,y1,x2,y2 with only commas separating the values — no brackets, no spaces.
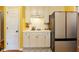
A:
23,30,51,32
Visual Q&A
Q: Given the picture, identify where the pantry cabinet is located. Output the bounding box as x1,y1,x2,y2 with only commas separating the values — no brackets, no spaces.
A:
23,31,50,48
25,7,49,23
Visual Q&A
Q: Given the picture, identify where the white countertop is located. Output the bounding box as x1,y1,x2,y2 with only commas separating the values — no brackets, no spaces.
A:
23,30,51,32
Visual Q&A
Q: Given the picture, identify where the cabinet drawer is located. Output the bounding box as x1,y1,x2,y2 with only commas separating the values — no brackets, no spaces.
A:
30,32,45,40
44,32,50,47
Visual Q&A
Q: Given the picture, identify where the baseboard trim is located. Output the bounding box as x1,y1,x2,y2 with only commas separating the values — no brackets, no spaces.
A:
19,48,23,51
3,48,23,52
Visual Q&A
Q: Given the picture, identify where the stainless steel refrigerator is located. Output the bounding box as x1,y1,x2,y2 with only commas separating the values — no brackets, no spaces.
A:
49,11,77,52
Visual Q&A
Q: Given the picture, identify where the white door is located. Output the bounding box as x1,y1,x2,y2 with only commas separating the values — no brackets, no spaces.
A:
6,7,19,50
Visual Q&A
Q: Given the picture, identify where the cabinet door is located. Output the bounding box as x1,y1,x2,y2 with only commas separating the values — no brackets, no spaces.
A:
23,32,30,47
37,32,45,47
55,12,65,38
25,7,31,23
30,32,46,47
67,12,77,38
29,32,37,47
44,7,49,23
44,32,50,47
25,7,49,23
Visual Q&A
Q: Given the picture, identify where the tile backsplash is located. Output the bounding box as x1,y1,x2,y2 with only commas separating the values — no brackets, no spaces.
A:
27,17,49,30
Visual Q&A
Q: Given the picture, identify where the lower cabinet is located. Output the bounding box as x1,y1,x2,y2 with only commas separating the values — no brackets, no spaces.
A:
24,32,30,47
55,41,76,52
23,31,50,48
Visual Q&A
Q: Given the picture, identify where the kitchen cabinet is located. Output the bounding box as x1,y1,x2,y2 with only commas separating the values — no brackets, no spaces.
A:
23,32,30,47
25,7,49,23
23,31,50,48
25,7,31,23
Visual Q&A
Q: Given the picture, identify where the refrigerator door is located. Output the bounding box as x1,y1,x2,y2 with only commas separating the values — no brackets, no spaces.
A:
67,12,77,38
55,12,65,39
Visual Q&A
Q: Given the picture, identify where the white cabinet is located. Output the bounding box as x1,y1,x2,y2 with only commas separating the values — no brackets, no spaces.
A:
44,32,50,47
25,7,49,23
25,7,31,23
30,32,46,47
23,31,50,48
23,32,30,47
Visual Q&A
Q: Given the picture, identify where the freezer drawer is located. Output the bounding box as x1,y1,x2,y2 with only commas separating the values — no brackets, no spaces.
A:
55,41,76,52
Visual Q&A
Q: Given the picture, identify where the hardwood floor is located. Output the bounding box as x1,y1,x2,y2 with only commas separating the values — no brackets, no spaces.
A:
0,40,4,51
1,50,22,52
0,48,52,52
0,40,4,48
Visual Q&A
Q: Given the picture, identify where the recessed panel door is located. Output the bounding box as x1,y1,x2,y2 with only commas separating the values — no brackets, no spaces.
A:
6,7,19,50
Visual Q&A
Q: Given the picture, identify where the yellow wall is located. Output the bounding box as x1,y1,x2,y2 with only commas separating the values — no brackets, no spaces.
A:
22,6,26,31
0,6,4,11
64,6,76,11
20,6,26,48
20,7,23,48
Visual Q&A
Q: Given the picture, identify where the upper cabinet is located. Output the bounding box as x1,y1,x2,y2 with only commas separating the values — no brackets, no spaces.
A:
25,7,49,23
